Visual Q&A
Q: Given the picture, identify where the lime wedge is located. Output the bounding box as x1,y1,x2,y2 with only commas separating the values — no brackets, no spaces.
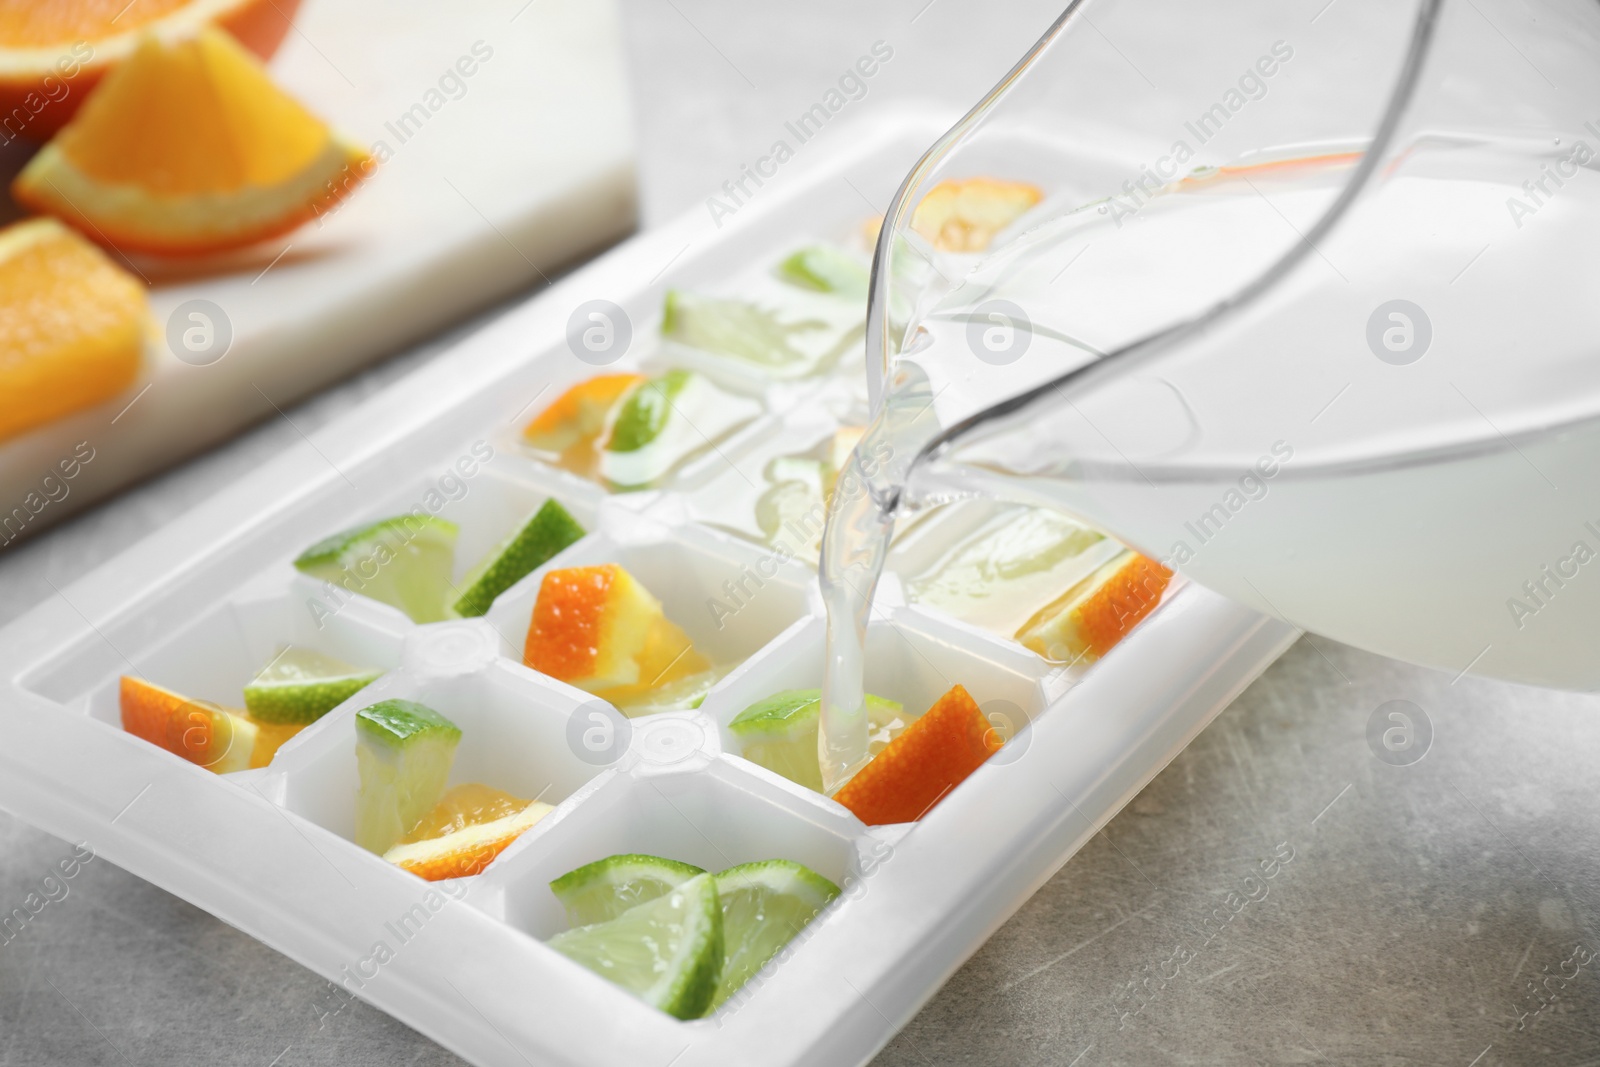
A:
354,699,461,854
776,245,869,298
243,645,381,725
548,871,723,1020
551,853,707,926
729,689,904,792
452,498,586,617
605,369,692,454
662,290,826,369
599,370,760,491
710,859,839,1010
294,514,459,624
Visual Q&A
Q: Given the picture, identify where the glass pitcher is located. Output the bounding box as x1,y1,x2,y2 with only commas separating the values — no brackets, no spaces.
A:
819,0,1600,789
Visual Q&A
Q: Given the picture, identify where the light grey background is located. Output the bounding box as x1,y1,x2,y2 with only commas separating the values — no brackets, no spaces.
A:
3,2,1599,1065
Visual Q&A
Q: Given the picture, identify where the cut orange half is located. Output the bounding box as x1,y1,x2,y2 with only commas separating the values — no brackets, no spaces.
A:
13,25,371,256
0,217,146,443
0,0,301,140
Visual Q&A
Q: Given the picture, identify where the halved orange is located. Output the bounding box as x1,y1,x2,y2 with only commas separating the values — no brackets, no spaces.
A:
1016,551,1173,664
13,25,370,256
0,217,146,443
0,0,301,139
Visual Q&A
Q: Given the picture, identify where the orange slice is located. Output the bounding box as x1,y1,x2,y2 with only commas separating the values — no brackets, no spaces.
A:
383,799,555,881
833,684,1000,826
524,564,667,691
119,675,257,774
0,217,146,442
13,25,370,256
523,374,643,453
0,0,300,140
1016,551,1173,664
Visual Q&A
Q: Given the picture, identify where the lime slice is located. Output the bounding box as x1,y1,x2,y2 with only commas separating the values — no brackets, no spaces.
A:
776,245,869,298
294,514,459,624
548,871,723,1020
551,853,707,926
452,498,586,617
243,645,381,725
729,689,904,792
599,370,760,491
710,859,839,1010
662,290,826,369
354,699,462,854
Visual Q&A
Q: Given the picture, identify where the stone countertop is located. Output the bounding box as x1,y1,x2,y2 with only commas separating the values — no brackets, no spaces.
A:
3,2,1598,1065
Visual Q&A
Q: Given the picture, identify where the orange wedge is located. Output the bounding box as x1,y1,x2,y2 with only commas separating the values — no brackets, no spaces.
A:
120,675,257,774
0,0,300,140
1016,551,1173,664
383,800,554,881
912,178,1043,252
0,217,146,442
833,684,1000,826
13,26,371,256
524,564,666,690
523,374,643,453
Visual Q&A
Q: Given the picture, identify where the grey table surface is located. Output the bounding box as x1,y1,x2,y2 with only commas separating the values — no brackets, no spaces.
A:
4,2,1599,1065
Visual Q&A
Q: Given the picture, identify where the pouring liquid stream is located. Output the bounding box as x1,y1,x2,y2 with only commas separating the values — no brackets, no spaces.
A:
819,137,1600,792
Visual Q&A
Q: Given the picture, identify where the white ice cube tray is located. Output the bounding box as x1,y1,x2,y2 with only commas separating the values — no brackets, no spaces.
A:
0,108,1298,1067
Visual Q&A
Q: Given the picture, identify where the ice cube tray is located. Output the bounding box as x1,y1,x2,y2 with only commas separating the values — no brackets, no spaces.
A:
0,107,1297,1067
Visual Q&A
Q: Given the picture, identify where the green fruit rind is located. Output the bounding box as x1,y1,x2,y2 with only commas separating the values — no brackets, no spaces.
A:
244,672,381,724
776,245,870,298
452,499,586,617
293,514,460,624
356,699,461,747
605,370,692,455
710,859,840,1010
550,853,707,927
549,871,724,1020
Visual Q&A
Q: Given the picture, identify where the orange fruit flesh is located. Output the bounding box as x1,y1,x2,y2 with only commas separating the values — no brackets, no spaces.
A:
1016,551,1174,664
384,786,552,881
401,783,531,844
524,374,643,477
119,676,255,773
247,719,301,769
0,218,145,443
912,178,1043,253
833,684,1001,826
12,26,371,255
0,0,302,140
524,564,669,689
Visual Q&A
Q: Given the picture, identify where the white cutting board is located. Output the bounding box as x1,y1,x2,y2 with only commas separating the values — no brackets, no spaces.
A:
0,0,635,543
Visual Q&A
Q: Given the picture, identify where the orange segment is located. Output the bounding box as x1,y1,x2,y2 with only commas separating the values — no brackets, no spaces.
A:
0,0,300,139
400,783,531,844
523,374,642,453
523,564,666,691
119,676,257,774
1016,551,1173,664
0,217,146,442
13,26,371,255
833,684,1000,826
247,719,301,769
383,799,554,881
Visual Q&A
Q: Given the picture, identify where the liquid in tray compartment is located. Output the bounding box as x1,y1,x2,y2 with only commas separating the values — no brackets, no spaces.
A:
82,215,1184,1024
